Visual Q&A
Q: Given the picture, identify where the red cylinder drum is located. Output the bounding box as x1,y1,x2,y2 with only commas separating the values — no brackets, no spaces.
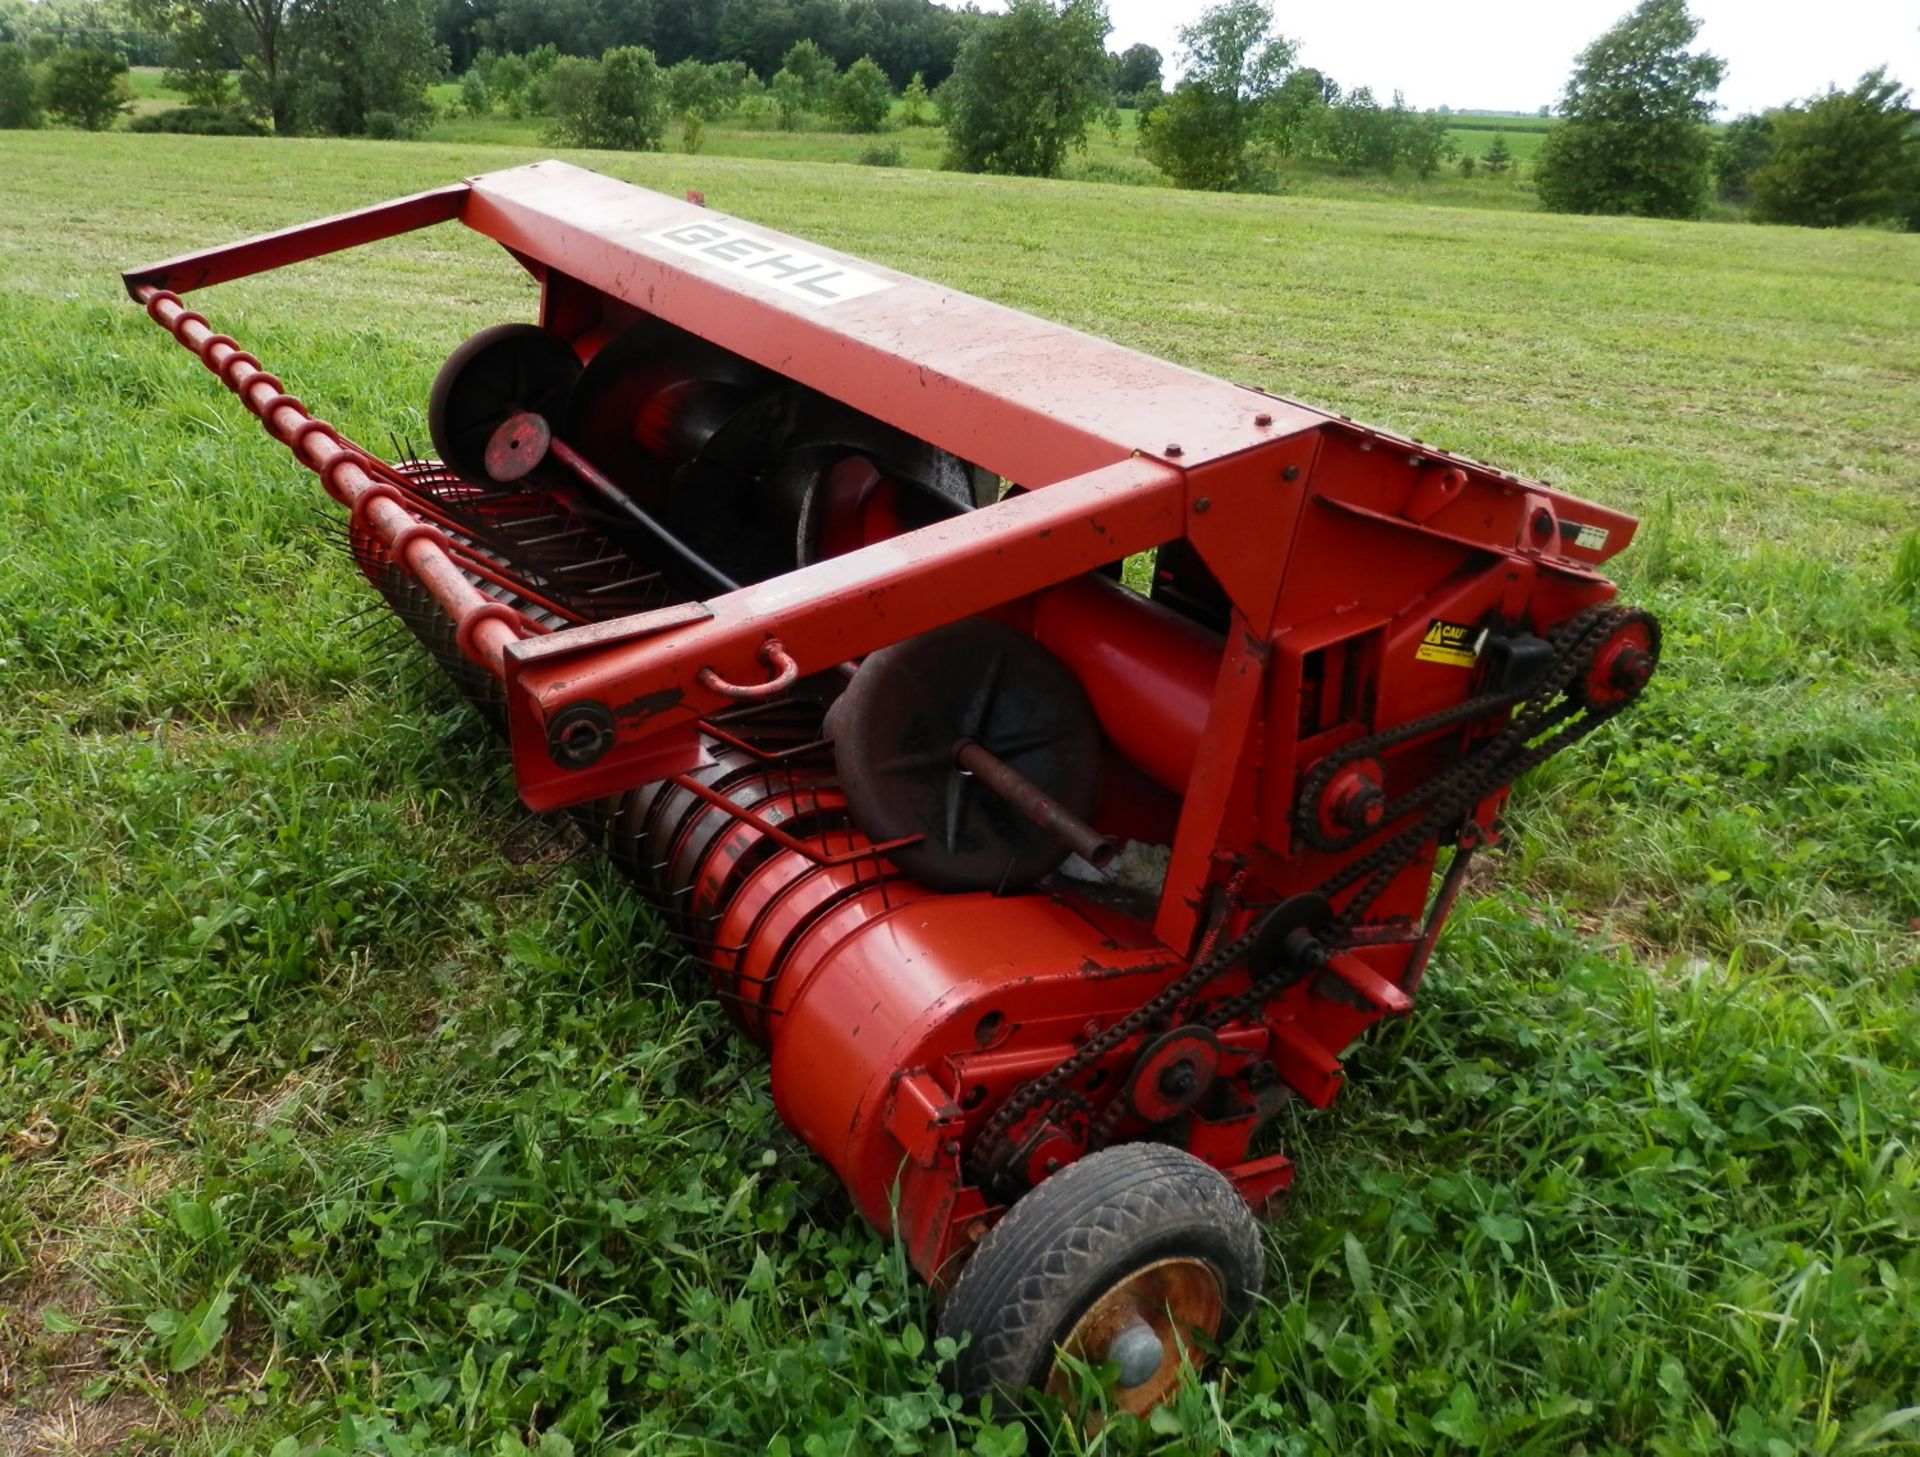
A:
1031,575,1220,793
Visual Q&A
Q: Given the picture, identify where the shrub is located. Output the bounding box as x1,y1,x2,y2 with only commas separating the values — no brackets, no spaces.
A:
1751,69,1920,229
666,58,724,121
126,105,268,136
771,66,805,130
490,53,531,116
1395,105,1452,178
679,108,704,152
0,43,41,128
460,68,489,117
900,71,930,125
547,45,668,152
831,56,892,133
857,140,904,166
363,109,410,139
39,47,132,131
1140,82,1243,189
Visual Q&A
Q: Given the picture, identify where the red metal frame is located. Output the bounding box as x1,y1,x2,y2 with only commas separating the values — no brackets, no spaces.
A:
126,161,1645,1285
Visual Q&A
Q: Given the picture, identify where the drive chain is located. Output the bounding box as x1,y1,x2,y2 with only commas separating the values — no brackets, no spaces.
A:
968,601,1655,1185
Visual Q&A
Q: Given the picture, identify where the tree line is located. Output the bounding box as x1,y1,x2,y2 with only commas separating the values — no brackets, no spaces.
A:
5,0,1912,232
436,0,982,90
1533,0,1917,230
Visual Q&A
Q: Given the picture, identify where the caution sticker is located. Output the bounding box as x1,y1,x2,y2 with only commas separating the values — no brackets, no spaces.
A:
1416,619,1485,668
1569,522,1610,551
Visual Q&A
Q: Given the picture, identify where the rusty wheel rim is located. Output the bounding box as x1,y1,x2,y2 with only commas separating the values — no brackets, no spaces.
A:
1044,1255,1226,1416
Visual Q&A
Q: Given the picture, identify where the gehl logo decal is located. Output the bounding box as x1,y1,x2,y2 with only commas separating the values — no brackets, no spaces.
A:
650,221,896,307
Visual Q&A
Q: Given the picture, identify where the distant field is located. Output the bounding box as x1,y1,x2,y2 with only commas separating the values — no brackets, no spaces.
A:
1448,125,1548,161
1,130,1916,1453
1443,111,1557,132
131,67,1549,196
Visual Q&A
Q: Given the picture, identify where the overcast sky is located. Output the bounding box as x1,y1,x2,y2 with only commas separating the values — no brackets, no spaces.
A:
945,0,1920,117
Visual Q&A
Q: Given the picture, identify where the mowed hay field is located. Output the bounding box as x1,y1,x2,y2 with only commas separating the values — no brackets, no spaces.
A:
1,131,1918,1455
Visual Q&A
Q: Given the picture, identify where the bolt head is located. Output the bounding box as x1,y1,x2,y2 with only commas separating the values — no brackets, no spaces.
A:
1157,1059,1197,1098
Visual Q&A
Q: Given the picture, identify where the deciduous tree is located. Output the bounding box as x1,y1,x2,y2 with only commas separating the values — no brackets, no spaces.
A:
938,0,1108,178
135,0,444,134
39,46,131,130
1751,70,1919,229
547,41,666,148
1533,0,1725,219
899,67,927,124
1712,111,1771,201
779,36,834,108
132,0,296,130
770,63,804,127
281,0,442,136
0,41,41,126
830,53,890,132
1108,40,1158,103
1139,0,1294,190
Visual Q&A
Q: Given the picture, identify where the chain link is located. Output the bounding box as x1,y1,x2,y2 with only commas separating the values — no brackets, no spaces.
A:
967,602,1656,1184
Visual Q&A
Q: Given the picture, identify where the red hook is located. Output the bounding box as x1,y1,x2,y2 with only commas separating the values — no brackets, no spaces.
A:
699,638,799,701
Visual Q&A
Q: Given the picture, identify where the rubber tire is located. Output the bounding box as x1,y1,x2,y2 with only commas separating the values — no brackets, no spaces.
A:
938,1143,1264,1406
427,323,581,486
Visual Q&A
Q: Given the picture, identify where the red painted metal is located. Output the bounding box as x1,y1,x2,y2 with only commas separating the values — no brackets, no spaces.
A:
125,162,1653,1304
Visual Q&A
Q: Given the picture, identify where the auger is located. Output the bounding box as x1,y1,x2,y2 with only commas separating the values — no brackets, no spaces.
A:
126,161,1656,1413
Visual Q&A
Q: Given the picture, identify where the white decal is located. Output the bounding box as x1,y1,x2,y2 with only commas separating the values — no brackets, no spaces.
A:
648,221,895,307
1571,523,1610,551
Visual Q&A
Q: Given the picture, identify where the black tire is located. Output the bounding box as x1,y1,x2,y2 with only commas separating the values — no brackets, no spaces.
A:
938,1143,1264,1408
427,323,581,486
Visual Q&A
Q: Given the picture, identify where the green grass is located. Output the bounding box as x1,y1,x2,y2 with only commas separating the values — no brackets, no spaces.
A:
1,130,1917,1455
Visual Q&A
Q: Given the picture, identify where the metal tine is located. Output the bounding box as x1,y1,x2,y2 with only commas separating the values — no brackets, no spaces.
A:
584,573,666,597
516,526,598,548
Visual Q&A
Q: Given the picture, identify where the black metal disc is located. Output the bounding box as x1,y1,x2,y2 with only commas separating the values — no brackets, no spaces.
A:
428,323,582,486
1245,893,1335,981
564,315,768,509
827,620,1102,893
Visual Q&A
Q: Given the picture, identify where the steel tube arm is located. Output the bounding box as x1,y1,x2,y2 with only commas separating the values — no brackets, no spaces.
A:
503,456,1191,811
122,185,469,298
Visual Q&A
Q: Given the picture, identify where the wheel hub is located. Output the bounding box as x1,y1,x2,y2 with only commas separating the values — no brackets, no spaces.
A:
1046,1256,1226,1415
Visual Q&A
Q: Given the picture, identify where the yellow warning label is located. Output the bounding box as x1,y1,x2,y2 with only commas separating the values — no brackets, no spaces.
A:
1416,619,1481,668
